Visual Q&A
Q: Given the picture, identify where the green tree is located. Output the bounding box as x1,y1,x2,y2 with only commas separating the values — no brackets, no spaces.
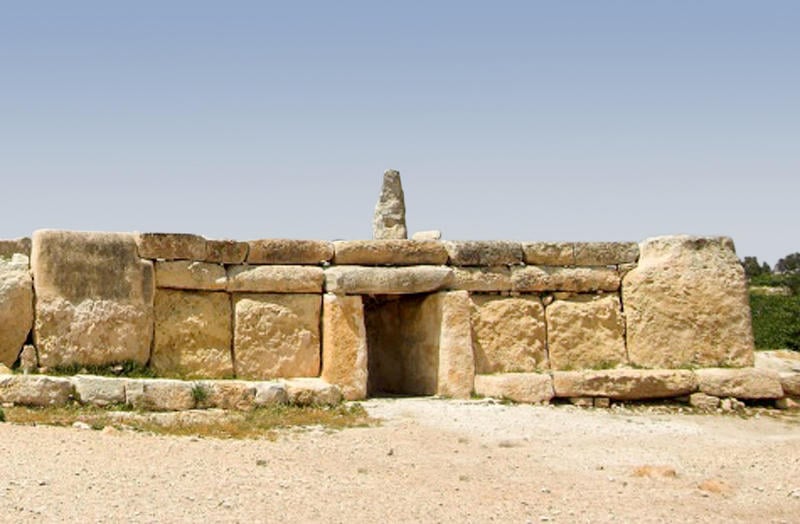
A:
742,256,768,279
775,253,800,274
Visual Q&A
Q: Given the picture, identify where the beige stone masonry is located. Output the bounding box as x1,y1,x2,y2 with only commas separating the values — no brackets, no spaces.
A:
444,241,523,266
332,240,448,266
283,378,343,406
511,266,620,293
0,255,33,367
522,242,574,266
0,237,31,258
473,373,554,404
205,239,249,264
324,265,453,295
227,265,324,293
437,291,475,399
321,294,368,400
552,369,697,400
233,293,321,380
573,242,639,266
73,375,127,407
0,375,73,406
246,239,333,265
695,368,784,399
155,261,227,291
196,380,257,410
450,267,511,292
136,232,207,260
125,378,196,411
546,294,626,371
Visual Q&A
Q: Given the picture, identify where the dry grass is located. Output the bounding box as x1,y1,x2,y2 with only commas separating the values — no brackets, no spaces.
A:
1,402,374,439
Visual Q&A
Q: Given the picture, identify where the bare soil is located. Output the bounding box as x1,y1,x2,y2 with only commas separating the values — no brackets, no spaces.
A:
1,398,799,523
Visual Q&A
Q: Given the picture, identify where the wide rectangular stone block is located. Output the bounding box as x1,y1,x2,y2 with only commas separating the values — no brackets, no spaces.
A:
473,373,554,404
73,375,126,407
444,241,523,266
233,293,321,380
246,239,333,265
136,233,207,260
332,240,448,266
253,381,289,406
696,368,783,399
227,265,324,293
450,267,511,292
155,261,227,291
0,255,33,366
573,242,639,266
283,378,342,406
32,230,154,368
0,237,31,258
195,380,257,410
437,291,475,399
552,369,698,400
152,290,233,378
0,375,73,406
205,239,249,264
125,378,195,411
324,266,453,295
511,266,620,293
522,242,574,266
321,294,368,400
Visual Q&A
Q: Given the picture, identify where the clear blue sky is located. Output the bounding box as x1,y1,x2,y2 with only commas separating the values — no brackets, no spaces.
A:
1,1,797,265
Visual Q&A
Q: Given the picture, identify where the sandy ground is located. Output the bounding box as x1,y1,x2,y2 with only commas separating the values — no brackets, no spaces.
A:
1,398,799,523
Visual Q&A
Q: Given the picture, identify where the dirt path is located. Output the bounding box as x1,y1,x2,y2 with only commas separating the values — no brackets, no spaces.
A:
1,399,799,523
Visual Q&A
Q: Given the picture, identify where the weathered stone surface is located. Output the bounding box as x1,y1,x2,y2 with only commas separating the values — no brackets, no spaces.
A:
471,295,547,373
0,375,73,406
125,379,195,411
696,368,783,399
437,291,475,399
522,242,574,266
0,254,33,367
573,242,639,266
0,237,31,258
196,380,256,410
332,240,448,266
0,364,10,374
19,344,38,374
246,239,333,265
321,294,368,400
325,265,453,295
155,261,227,291
753,351,800,396
552,369,698,400
444,241,523,266
546,294,626,370
253,381,289,406
227,265,324,293
473,373,554,404
283,378,342,406
373,169,407,240
136,233,207,260
511,266,620,293
152,290,233,378
450,267,511,292
412,230,441,241
689,392,721,410
205,239,249,264
233,294,321,380
32,230,154,368
776,397,800,410
622,236,755,368
73,375,126,407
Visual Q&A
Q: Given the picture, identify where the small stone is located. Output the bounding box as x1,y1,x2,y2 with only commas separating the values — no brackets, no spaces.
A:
19,345,38,374
412,230,441,241
72,421,91,430
593,397,611,408
689,392,721,410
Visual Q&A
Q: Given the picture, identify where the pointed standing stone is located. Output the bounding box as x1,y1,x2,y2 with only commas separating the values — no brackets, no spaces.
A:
372,169,407,240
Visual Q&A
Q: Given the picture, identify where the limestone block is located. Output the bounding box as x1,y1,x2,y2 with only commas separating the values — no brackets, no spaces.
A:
450,267,511,292
0,375,73,406
321,294,368,400
473,373,554,404
780,374,800,397
0,255,33,367
373,169,407,240
0,364,10,374
253,382,289,406
246,239,334,265
283,378,343,406
155,261,227,291
32,230,154,368
753,351,800,395
205,239,249,264
689,392,721,410
552,369,698,400
511,266,620,293
136,233,207,260
444,241,523,266
227,265,324,293
152,290,233,378
332,240,448,266
73,375,126,407
19,345,38,374
0,237,31,258
412,230,441,241
437,291,475,399
125,379,195,411
622,236,755,368
233,294,321,380
196,380,256,410
324,265,453,295
471,295,547,373
546,294,626,370
573,242,639,266
695,368,783,399
522,242,574,266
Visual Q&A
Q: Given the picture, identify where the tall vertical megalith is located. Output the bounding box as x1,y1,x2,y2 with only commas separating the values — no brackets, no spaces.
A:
372,169,407,240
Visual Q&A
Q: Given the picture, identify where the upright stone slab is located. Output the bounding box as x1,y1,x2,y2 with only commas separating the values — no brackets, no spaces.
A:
321,294,368,400
0,254,33,367
372,169,407,240
622,236,755,368
436,291,475,399
32,230,154,367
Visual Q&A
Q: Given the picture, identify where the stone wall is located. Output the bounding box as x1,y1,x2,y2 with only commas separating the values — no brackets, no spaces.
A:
2,229,789,409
